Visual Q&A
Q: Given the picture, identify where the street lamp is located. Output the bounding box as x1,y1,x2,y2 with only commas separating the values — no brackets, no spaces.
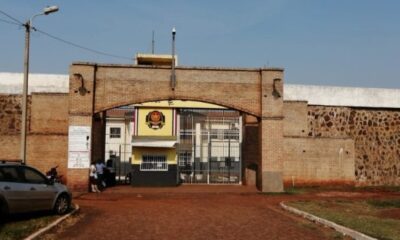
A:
20,6,59,164
170,27,176,90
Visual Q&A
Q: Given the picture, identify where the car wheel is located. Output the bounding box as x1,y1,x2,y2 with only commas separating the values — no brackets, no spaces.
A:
0,199,9,222
54,194,70,215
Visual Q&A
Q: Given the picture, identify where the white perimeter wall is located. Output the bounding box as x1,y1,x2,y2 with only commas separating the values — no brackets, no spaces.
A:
285,84,400,108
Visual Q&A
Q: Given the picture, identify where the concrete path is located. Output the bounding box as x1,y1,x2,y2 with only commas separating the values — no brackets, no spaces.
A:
45,185,341,240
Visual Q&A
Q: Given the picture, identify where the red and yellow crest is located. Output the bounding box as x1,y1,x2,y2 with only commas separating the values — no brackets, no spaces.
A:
146,111,165,129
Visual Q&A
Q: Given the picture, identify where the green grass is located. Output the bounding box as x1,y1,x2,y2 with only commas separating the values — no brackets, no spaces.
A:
283,185,400,194
367,199,400,208
258,185,400,196
0,213,59,240
288,199,400,240
357,185,400,193
258,187,308,196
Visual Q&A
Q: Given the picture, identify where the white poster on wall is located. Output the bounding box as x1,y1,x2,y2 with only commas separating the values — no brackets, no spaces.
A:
68,126,91,168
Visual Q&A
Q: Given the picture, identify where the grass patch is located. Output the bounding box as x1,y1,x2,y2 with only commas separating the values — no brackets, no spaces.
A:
284,185,400,194
358,185,400,193
0,212,59,240
367,199,400,208
259,187,306,196
285,187,307,195
288,199,400,240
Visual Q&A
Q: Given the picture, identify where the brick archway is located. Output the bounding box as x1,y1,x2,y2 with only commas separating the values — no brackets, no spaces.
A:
68,62,284,192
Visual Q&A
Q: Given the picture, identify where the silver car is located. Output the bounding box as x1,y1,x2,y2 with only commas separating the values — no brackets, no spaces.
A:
0,162,71,218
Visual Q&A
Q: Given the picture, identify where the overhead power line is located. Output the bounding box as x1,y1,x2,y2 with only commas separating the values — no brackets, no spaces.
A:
0,18,22,26
35,28,133,60
0,9,24,25
0,9,133,61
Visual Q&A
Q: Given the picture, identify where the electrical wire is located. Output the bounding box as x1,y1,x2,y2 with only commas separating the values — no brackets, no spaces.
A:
0,9,133,61
35,28,133,61
0,9,24,25
0,18,22,26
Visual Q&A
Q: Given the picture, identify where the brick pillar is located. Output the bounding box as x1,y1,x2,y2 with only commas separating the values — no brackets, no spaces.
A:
92,111,106,163
67,64,97,192
260,69,284,192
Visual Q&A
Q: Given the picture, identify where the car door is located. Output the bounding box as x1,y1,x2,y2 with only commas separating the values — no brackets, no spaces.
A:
0,166,31,213
20,167,57,211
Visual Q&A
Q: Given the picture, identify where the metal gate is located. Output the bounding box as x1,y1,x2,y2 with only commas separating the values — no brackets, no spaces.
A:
178,109,242,184
104,108,135,184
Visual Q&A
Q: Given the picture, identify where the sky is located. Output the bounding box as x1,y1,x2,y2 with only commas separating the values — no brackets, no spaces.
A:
1,0,399,88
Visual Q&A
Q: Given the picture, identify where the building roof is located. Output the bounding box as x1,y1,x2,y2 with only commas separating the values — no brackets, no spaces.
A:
135,53,177,66
131,139,177,148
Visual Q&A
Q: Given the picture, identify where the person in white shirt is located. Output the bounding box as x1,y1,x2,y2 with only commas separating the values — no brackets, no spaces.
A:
90,163,100,193
95,160,106,188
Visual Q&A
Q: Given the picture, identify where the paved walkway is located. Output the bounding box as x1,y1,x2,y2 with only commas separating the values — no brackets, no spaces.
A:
47,185,342,240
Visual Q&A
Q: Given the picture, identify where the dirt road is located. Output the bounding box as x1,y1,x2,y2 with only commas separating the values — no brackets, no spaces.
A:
43,186,347,240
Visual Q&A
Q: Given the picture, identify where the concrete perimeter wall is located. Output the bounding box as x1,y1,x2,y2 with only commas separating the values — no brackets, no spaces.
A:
283,137,355,186
307,106,400,186
281,100,400,186
282,101,356,186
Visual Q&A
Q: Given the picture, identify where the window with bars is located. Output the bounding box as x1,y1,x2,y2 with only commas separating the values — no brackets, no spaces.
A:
110,127,121,138
140,155,168,171
178,152,192,167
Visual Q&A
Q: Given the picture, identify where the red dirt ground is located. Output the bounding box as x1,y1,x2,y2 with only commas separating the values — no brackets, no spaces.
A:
379,209,400,220
42,185,399,240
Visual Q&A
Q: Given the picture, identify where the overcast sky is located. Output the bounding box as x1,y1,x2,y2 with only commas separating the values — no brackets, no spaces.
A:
1,0,399,88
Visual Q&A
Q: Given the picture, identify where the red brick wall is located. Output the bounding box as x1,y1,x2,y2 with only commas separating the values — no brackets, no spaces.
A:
0,135,19,160
30,93,69,134
27,134,68,180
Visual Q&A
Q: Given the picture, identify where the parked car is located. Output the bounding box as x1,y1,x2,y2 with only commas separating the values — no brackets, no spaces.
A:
0,161,71,219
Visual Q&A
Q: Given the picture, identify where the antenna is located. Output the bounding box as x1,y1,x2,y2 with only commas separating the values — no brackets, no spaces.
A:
151,30,155,54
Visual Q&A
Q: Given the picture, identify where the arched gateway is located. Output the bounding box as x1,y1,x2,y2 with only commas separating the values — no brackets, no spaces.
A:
67,62,284,192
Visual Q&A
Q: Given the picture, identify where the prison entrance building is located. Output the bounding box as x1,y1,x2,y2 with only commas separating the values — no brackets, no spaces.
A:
0,64,399,192
105,101,242,186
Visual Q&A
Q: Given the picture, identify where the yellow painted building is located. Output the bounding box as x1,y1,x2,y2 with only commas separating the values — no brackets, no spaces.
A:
130,100,241,186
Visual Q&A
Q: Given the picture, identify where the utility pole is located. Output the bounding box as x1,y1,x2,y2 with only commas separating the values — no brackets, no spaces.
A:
20,20,31,164
20,6,59,164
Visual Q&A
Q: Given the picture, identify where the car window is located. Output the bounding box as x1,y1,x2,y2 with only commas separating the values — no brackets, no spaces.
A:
0,167,20,182
22,167,47,184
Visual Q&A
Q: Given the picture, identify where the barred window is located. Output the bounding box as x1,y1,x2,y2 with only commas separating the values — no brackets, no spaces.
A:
178,152,192,167
110,127,121,138
140,155,168,171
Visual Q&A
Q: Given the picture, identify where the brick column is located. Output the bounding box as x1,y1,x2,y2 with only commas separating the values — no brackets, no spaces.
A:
92,111,106,163
260,69,284,192
67,64,97,192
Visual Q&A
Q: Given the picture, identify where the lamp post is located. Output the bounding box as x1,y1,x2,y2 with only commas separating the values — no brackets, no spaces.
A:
20,6,59,164
171,27,176,90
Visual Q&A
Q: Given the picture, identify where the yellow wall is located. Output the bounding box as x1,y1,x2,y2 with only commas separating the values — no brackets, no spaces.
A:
134,100,226,109
137,108,173,136
132,147,177,164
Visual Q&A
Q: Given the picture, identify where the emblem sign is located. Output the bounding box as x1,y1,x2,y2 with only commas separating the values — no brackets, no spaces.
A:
146,111,165,129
